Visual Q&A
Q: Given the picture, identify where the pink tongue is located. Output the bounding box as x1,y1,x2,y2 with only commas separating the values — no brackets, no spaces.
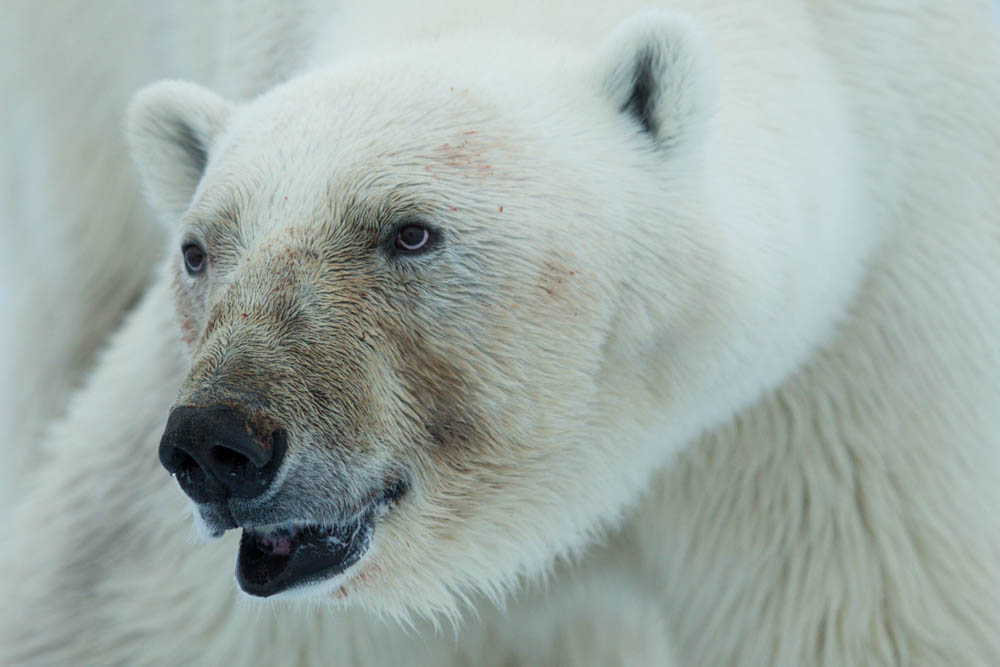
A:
263,534,293,556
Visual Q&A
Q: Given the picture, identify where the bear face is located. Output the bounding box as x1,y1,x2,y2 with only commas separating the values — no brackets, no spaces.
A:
128,14,717,612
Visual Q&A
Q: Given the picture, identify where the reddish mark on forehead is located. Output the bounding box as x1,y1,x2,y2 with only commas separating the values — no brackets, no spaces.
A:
433,127,502,178
449,206,458,211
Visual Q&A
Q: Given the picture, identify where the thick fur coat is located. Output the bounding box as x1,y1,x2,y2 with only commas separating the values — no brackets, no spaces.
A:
2,1,999,665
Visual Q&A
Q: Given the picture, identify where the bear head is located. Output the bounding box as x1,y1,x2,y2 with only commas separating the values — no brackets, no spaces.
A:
127,11,717,615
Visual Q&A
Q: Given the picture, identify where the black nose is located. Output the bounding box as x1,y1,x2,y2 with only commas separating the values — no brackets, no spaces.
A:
159,405,287,503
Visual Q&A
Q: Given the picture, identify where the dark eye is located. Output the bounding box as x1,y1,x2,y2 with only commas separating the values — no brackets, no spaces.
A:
182,242,207,275
395,224,431,253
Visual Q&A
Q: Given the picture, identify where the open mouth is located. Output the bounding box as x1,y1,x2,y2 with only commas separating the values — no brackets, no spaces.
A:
235,479,407,597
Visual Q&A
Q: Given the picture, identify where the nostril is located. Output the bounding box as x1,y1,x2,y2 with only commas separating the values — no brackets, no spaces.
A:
176,451,200,475
210,446,252,471
160,446,200,476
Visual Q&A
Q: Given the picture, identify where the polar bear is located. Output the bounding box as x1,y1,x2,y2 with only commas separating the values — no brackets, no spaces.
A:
3,0,1000,665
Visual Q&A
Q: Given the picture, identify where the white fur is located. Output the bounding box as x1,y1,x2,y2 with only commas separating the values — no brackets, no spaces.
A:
3,1,1000,665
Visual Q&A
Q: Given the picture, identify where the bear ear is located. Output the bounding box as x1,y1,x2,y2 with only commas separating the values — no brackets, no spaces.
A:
126,80,233,225
595,10,716,151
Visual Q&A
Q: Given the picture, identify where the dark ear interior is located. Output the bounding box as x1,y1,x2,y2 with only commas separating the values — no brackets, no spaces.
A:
126,80,233,225
620,46,664,136
597,10,716,151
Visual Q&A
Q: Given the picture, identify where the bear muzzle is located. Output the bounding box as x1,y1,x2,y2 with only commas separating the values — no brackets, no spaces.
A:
158,403,410,597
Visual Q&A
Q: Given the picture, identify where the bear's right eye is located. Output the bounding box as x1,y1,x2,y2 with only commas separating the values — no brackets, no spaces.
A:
395,224,432,253
182,242,207,276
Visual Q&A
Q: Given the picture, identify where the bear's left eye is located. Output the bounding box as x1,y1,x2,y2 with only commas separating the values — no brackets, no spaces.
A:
395,224,431,253
182,242,207,275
